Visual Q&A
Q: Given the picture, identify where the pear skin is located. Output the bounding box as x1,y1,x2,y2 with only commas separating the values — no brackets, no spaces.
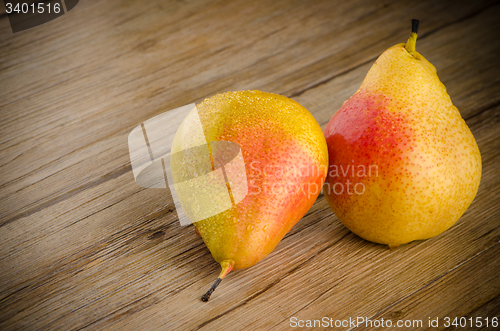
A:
323,20,481,247
171,91,328,301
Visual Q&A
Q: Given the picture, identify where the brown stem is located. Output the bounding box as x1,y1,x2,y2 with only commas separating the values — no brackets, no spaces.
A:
405,19,420,56
201,259,234,302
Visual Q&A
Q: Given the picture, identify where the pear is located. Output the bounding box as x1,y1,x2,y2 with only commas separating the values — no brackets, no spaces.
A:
323,20,481,247
171,91,328,301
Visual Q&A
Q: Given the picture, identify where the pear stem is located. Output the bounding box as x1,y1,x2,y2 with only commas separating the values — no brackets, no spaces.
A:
405,19,420,56
201,259,234,302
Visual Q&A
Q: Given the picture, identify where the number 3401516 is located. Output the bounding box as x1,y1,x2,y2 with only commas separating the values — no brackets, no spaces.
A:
5,2,61,14
444,317,498,328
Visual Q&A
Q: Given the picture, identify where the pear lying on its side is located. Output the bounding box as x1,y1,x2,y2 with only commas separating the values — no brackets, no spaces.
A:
171,91,328,301
323,20,481,247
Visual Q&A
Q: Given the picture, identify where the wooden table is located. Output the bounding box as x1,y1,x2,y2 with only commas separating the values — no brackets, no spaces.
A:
1,0,499,330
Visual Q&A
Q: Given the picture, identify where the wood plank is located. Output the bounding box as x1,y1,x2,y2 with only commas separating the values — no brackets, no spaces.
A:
353,242,500,331
294,1,500,130
0,20,495,331
0,0,490,287
187,105,499,331
0,0,498,330
98,8,500,330
0,0,495,223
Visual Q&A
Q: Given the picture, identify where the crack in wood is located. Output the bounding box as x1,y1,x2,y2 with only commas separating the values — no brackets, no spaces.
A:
0,164,133,227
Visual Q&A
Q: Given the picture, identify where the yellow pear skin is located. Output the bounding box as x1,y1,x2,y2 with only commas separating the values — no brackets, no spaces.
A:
171,91,328,301
323,20,481,247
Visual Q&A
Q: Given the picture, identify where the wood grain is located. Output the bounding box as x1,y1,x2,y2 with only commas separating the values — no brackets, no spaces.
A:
0,0,499,330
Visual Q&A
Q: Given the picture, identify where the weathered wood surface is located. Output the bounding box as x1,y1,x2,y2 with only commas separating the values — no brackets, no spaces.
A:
0,0,499,330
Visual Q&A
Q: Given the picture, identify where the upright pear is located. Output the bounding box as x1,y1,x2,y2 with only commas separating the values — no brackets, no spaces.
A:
323,20,481,247
171,91,328,301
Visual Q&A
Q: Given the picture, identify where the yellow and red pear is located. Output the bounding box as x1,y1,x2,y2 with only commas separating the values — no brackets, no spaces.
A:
171,90,328,301
323,20,481,247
